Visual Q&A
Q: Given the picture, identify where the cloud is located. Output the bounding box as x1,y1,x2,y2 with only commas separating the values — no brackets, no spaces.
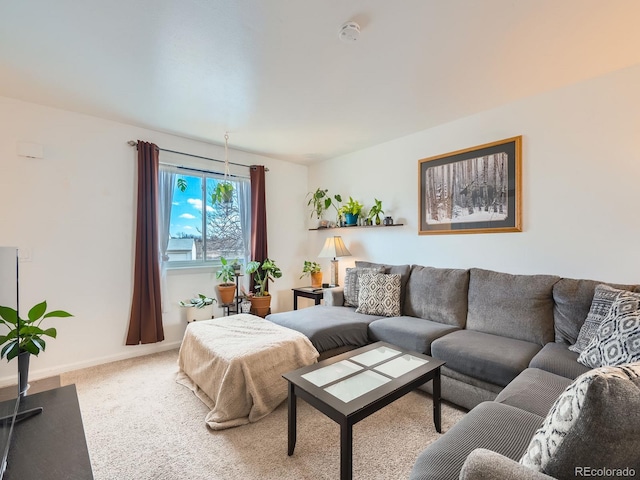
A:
179,213,196,219
187,198,202,210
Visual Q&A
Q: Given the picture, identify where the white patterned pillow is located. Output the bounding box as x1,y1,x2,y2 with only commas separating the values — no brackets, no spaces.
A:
520,362,640,476
569,284,624,353
355,273,401,317
577,290,640,368
343,267,385,307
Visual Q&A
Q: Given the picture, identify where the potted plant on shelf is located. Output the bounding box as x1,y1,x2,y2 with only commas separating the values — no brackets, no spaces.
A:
216,257,237,305
368,198,385,225
239,286,253,313
245,258,282,316
0,301,72,396
306,188,343,227
338,197,364,226
300,260,323,288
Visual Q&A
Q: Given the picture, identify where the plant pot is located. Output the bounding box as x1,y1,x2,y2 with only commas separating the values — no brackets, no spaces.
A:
310,271,323,288
180,304,215,323
250,295,271,317
240,300,252,313
18,351,30,397
345,213,359,226
217,284,236,305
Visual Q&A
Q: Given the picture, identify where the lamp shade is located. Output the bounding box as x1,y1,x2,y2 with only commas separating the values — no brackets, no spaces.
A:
318,236,351,259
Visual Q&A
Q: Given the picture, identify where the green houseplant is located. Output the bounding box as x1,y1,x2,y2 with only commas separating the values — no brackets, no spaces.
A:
212,181,234,205
338,197,364,226
0,301,72,395
306,188,343,226
367,198,385,225
300,260,323,288
216,256,237,304
179,294,216,309
245,258,283,316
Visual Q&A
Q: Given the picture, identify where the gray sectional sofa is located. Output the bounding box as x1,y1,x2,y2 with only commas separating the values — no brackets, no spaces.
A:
267,262,640,479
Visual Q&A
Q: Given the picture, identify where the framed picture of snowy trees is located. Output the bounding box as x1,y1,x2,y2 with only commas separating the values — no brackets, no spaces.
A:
418,136,522,235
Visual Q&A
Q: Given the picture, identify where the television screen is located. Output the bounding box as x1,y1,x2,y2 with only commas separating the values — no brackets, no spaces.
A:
0,247,20,479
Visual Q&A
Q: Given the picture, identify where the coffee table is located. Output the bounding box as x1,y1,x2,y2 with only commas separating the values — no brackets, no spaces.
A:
282,341,445,480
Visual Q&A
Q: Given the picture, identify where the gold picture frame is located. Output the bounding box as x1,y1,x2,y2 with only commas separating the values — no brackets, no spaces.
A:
418,136,522,235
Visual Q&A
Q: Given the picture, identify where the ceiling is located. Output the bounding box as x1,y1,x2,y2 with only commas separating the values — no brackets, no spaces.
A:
2,1,640,163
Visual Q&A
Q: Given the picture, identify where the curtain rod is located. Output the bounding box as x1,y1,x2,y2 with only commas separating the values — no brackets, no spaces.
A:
127,140,269,171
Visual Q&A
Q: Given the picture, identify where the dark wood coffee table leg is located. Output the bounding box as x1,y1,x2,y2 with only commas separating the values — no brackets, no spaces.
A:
433,368,442,433
287,382,297,455
340,420,353,480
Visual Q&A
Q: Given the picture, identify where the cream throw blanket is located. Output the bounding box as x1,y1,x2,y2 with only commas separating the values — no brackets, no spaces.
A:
176,314,319,430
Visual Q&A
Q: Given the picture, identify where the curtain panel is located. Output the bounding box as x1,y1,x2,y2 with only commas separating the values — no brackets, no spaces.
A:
250,165,268,293
126,141,164,345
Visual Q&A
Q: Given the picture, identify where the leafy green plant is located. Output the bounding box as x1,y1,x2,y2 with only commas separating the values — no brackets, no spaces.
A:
179,294,216,309
212,181,234,205
246,258,282,296
367,198,385,225
299,260,321,279
216,257,236,285
306,188,343,220
338,197,364,216
177,178,187,192
0,301,72,360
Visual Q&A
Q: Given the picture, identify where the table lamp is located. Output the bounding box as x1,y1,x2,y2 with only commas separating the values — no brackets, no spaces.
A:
318,236,352,287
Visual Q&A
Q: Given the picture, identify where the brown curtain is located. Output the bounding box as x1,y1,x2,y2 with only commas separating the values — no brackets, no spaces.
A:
250,165,268,292
126,141,164,345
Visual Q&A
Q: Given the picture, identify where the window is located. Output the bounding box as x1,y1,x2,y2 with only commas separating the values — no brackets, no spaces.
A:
159,165,251,267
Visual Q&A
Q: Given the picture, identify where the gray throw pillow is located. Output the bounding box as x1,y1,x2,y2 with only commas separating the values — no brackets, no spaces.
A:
520,362,640,478
343,267,385,307
569,284,623,353
577,290,640,368
355,273,401,317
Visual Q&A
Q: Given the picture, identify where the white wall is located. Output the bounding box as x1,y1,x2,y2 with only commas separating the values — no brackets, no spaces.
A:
308,64,640,286
0,97,309,384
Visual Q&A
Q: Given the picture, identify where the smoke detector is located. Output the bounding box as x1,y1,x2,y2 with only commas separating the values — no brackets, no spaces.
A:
338,22,360,42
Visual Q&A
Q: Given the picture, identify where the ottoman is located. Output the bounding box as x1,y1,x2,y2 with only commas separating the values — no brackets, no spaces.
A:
177,314,319,430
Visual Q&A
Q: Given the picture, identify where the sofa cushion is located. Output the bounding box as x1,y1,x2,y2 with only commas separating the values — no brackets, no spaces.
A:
355,273,402,317
467,268,559,346
553,278,640,346
570,283,629,353
343,266,385,307
578,290,640,368
431,330,541,387
266,305,383,354
495,368,573,417
355,261,411,312
403,265,469,328
520,362,640,478
368,316,459,355
410,402,544,480
528,342,591,380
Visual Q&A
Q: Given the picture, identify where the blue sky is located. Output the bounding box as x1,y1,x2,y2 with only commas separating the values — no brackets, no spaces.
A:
169,176,209,238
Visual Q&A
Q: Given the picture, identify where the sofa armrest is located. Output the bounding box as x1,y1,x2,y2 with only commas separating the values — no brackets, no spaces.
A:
459,449,556,480
323,287,344,306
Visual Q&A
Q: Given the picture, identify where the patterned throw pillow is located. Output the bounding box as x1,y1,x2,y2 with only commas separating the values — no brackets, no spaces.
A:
569,284,624,353
577,290,640,368
520,362,640,476
343,267,384,307
355,273,401,317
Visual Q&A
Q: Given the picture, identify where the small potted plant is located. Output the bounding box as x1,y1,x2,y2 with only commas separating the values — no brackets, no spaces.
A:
368,198,385,225
245,258,282,316
239,286,253,313
338,197,364,226
216,257,237,305
212,181,234,205
306,188,343,227
300,260,323,288
0,301,72,396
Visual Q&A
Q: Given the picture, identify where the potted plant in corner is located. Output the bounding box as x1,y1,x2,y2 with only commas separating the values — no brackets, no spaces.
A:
0,301,72,396
216,257,237,305
245,258,282,317
338,197,364,226
300,260,323,288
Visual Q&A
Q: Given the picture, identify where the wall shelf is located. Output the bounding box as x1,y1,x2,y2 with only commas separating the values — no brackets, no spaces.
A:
309,223,404,231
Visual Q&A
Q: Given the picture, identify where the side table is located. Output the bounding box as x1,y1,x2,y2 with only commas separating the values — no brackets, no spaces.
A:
292,287,323,310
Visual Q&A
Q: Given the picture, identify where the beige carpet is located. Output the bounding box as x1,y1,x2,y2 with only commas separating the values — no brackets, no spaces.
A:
61,349,466,480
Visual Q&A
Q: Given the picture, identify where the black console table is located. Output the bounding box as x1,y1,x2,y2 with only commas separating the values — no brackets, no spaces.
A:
4,384,93,480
